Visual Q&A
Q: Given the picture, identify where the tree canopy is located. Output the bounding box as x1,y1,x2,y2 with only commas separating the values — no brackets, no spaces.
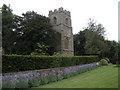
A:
74,18,119,64
2,4,16,54
2,4,60,55
74,19,107,55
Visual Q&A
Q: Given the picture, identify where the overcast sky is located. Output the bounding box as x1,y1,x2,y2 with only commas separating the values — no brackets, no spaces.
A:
0,0,119,41
118,1,120,41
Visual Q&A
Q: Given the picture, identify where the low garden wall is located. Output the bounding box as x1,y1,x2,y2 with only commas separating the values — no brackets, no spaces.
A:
2,62,101,88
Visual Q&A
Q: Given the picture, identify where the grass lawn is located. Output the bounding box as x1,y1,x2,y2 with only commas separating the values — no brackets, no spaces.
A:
33,64,118,88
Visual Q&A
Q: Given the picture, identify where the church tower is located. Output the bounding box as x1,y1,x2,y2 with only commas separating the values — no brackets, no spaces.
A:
49,7,74,55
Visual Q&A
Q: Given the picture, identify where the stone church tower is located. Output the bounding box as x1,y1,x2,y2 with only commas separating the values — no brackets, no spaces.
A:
49,7,74,55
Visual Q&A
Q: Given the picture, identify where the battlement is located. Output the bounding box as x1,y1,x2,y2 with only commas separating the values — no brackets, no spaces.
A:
49,7,70,16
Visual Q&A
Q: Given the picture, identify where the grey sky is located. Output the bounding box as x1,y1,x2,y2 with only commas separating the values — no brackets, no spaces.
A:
0,0,119,41
118,1,120,41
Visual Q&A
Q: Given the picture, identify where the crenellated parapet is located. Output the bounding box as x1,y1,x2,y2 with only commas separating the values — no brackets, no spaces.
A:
49,7,70,16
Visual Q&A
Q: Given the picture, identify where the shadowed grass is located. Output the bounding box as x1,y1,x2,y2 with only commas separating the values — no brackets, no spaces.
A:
34,65,118,88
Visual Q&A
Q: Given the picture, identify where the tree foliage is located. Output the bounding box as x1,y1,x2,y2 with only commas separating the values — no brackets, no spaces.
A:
2,4,17,54
74,18,119,64
2,4,60,55
104,40,119,64
74,19,108,55
14,11,60,55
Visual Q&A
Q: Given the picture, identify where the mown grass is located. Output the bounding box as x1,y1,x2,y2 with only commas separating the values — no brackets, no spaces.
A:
33,64,118,88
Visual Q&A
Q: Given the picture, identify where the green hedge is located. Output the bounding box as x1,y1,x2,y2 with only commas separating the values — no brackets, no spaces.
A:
2,55,100,73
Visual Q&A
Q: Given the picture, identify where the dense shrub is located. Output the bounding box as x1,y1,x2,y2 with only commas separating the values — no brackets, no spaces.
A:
2,55,99,73
40,77,49,85
57,75,63,81
2,81,15,89
28,77,40,87
48,75,57,82
15,79,29,88
100,59,108,65
2,75,16,89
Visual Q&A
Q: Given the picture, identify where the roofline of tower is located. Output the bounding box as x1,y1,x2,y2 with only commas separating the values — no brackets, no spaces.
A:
49,7,71,17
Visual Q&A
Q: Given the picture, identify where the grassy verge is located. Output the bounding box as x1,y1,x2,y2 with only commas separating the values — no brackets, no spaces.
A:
33,64,118,88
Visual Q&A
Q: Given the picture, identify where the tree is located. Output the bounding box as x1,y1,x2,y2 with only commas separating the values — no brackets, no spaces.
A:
74,18,108,56
74,31,85,55
2,4,60,55
2,4,17,54
86,18,105,37
31,42,49,55
104,40,118,64
14,11,60,55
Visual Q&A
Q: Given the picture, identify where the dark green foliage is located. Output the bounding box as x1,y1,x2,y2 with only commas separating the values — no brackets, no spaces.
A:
15,79,29,88
62,73,70,79
2,4,60,55
2,55,99,73
2,4,17,54
74,18,108,56
74,31,86,55
102,40,119,64
40,77,49,85
57,75,63,81
74,18,119,64
48,75,57,82
50,59,60,68
2,81,15,89
13,11,61,55
28,77,40,87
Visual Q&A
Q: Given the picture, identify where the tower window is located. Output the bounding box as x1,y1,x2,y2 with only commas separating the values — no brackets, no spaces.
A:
65,37,69,49
53,17,57,24
66,18,68,25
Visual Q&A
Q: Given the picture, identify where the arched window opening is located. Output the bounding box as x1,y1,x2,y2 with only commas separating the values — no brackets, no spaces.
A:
65,37,69,49
53,17,57,24
66,18,68,25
